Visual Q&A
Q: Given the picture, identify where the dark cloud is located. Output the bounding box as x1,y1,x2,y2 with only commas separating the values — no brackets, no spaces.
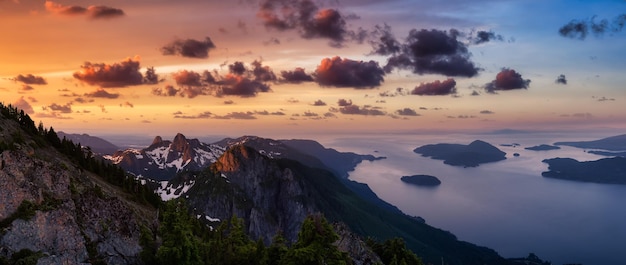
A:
337,99,352,106
559,14,626,40
173,70,204,87
480,110,494,114
144,67,161,84
73,97,94,104
596,96,616,102
281,67,314,83
45,1,124,19
257,0,363,47
312,99,326,106
120,101,134,108
469,30,504,45
263,37,281,45
470,90,480,96
484,68,530,93
84,88,120,99
229,61,247,75
73,57,145,88
224,100,234,104
14,74,47,85
372,27,480,77
217,75,270,97
395,108,420,116
45,103,72,113
368,24,402,56
379,87,409,97
314,56,385,88
555,74,567,85
161,37,216,59
255,110,285,116
251,60,277,82
13,97,34,114
339,104,386,116
87,5,125,19
411,78,457,96
302,111,318,117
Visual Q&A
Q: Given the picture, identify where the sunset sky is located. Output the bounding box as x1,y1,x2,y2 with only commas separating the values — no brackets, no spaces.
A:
1,0,625,138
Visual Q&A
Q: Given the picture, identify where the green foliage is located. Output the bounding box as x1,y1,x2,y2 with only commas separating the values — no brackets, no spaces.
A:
0,200,37,230
281,215,351,265
156,200,203,265
367,238,423,265
0,249,46,265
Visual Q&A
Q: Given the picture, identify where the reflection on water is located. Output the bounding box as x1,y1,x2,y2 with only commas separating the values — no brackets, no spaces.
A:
324,133,626,265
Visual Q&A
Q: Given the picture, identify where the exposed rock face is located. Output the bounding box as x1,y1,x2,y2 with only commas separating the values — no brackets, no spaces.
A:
186,145,316,243
333,223,382,265
0,150,144,264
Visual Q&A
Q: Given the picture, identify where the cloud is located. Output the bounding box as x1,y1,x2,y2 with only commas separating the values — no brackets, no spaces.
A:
411,78,457,95
339,104,386,116
73,57,146,88
337,98,352,106
251,60,277,82
20,85,34,92
470,90,481,96
555,74,567,85
174,111,213,119
559,14,626,40
73,97,93,104
255,110,285,116
214,112,257,120
84,88,120,99
120,101,134,108
173,70,204,87
379,87,409,97
257,0,363,47
484,68,530,93
314,56,385,88
229,61,247,75
13,74,47,85
224,100,234,104
468,30,504,45
13,97,34,114
45,1,124,19
217,74,270,97
312,99,326,106
302,111,318,117
151,85,179,97
281,67,314,83
480,110,494,114
372,27,480,77
395,108,420,116
161,37,216,59
45,103,72,113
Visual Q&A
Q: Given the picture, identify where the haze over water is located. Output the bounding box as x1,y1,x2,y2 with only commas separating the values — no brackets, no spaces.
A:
325,132,626,265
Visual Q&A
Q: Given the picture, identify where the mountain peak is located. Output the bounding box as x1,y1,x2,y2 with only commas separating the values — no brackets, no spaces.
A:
151,136,163,146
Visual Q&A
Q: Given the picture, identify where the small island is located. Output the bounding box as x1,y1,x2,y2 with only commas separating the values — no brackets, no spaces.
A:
587,150,626,157
542,157,626,184
525,144,561,151
401,175,441,187
413,140,507,167
554,134,626,151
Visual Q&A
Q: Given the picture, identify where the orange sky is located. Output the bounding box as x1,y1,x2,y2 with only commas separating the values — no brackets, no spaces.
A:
1,0,625,138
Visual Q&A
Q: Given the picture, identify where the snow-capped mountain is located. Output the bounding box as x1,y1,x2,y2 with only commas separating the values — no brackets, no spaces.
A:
104,133,224,181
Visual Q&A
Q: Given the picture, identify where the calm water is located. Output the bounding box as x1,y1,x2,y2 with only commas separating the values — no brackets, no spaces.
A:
324,132,626,265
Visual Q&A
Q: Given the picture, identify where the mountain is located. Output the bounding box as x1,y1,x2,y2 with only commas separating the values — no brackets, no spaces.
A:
414,140,507,167
0,104,157,264
57,131,119,155
104,133,224,181
214,136,399,214
554,134,626,151
174,145,507,265
542,157,626,184
524,144,560,151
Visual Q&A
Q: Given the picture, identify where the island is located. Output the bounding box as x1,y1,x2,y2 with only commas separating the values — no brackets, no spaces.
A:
413,140,507,167
554,134,626,151
401,175,441,187
525,144,561,151
587,150,626,157
541,157,626,184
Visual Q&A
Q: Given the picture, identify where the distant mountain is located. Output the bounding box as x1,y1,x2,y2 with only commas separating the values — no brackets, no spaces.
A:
587,150,626,157
57,131,119,155
281,139,385,178
524,144,560,151
401,175,441,187
414,140,507,167
554,134,626,151
104,133,224,181
542,157,626,184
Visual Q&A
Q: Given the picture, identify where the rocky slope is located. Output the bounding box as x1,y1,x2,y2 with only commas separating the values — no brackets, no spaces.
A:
0,146,152,265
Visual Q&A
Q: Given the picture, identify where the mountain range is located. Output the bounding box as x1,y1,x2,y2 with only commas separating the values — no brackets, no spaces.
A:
0,104,517,265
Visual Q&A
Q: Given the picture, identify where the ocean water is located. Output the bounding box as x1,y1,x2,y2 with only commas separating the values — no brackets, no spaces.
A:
323,132,626,265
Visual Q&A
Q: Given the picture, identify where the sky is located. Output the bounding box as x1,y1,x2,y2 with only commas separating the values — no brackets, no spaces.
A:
1,0,625,138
